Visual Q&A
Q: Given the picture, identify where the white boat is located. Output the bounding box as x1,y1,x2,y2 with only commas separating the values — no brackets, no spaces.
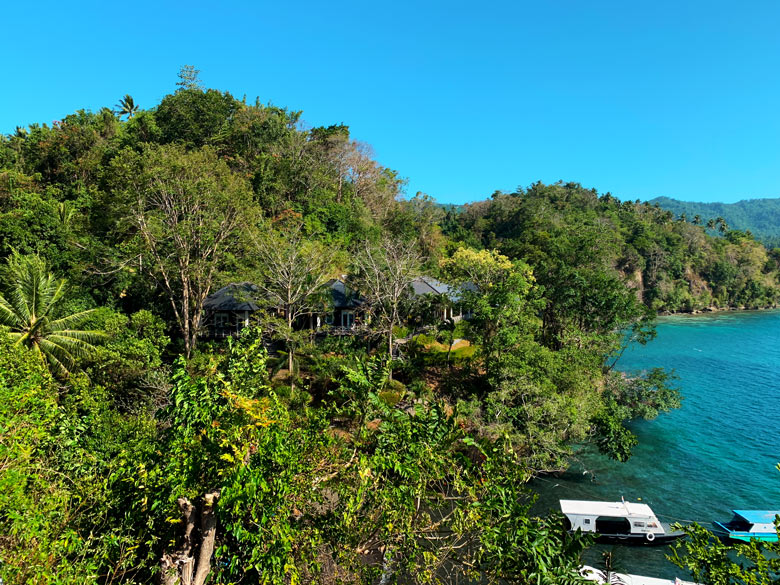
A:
560,499,685,545
581,565,694,585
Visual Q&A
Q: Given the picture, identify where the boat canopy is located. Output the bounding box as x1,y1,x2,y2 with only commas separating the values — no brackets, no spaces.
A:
560,500,656,518
732,510,780,525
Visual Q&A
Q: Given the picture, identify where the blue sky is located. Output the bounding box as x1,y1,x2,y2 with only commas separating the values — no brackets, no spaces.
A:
4,0,780,205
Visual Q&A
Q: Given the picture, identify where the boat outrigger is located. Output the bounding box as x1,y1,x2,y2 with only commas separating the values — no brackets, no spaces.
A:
711,510,780,543
560,499,685,545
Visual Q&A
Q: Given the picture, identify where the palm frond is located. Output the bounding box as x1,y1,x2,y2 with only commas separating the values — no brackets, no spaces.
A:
0,253,104,377
6,254,64,322
7,278,32,323
49,308,101,332
48,329,106,350
0,294,20,327
37,337,72,378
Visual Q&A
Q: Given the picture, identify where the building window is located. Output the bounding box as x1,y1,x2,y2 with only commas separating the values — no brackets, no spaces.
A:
215,313,230,329
341,311,354,329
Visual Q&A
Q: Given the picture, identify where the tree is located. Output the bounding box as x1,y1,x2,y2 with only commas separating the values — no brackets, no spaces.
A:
176,65,203,91
344,142,403,222
114,144,253,357
84,308,170,409
113,329,338,585
251,221,334,390
328,357,590,585
0,252,103,377
349,237,422,377
114,94,139,119
440,247,538,368
155,88,240,148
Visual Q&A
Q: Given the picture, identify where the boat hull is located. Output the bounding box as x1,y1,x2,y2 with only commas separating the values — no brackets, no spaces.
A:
711,528,779,543
727,534,779,543
571,531,686,546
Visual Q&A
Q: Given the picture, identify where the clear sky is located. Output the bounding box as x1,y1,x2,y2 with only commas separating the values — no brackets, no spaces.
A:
4,0,780,205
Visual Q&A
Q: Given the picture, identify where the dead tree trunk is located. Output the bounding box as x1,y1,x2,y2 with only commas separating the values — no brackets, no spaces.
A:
160,491,220,585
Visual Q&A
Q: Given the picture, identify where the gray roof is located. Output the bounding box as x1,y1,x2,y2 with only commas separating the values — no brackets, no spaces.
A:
410,276,451,296
327,279,362,308
410,276,475,302
204,283,262,312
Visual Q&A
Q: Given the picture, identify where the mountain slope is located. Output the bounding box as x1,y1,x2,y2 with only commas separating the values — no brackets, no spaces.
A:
648,196,780,247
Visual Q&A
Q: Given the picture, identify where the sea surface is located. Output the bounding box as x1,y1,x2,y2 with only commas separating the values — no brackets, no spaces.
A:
531,309,780,579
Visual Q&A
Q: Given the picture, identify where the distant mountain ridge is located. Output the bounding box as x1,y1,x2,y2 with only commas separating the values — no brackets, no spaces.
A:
647,196,780,247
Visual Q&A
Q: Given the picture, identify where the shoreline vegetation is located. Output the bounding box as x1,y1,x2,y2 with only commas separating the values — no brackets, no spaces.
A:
659,303,779,315
0,69,778,583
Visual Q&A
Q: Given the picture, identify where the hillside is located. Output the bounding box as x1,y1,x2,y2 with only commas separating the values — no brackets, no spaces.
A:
648,196,780,247
0,77,692,584
0,74,775,583
443,183,780,313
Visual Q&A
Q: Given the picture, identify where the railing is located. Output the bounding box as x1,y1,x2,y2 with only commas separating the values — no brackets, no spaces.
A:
207,328,242,339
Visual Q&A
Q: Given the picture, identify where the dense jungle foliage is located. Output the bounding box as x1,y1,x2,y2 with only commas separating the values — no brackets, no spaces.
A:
442,188,780,313
0,69,776,584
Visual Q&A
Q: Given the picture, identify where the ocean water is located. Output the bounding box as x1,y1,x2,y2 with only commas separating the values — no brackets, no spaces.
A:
531,309,780,579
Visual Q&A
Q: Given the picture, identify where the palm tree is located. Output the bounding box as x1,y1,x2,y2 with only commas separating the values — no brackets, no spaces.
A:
115,94,139,119
0,253,104,377
706,218,716,230
716,216,729,233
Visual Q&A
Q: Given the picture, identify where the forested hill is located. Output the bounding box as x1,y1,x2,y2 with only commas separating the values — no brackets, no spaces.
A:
0,73,776,583
648,195,780,247
442,183,780,313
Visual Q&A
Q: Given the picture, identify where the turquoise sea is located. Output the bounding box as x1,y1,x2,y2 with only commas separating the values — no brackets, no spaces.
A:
532,309,780,579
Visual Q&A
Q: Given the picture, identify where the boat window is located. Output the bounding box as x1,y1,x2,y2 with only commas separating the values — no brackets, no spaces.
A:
595,516,631,535
583,519,590,524
633,522,645,527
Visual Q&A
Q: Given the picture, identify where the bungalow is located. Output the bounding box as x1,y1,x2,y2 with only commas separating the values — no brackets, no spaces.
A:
409,276,471,322
321,278,363,332
203,282,261,339
202,279,363,339
202,276,469,339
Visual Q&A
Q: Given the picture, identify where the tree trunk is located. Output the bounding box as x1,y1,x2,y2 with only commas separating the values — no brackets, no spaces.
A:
287,310,295,392
159,491,220,585
387,327,393,381
193,492,219,585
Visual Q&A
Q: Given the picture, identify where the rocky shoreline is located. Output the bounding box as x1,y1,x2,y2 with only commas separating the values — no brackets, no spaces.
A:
658,303,779,316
